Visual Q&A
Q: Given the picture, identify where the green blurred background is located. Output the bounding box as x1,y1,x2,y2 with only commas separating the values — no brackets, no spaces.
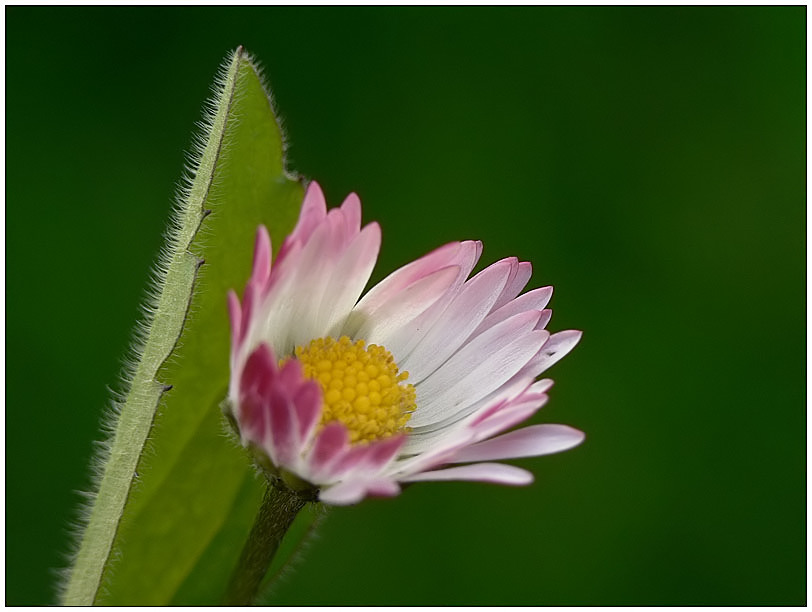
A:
6,6,805,605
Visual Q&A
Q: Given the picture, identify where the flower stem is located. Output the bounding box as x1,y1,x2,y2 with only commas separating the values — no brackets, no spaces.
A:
224,483,306,605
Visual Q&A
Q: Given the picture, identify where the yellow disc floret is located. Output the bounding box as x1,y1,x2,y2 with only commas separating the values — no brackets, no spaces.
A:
293,335,415,444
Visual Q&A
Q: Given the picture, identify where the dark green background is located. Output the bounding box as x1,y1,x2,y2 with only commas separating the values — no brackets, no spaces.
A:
6,6,805,605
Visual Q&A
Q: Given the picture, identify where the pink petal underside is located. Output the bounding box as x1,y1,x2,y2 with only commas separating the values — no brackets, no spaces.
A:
393,430,476,475
366,479,401,497
251,225,272,292
320,435,406,486
319,477,401,505
470,378,552,427
275,181,328,265
239,282,256,345
401,462,534,486
309,422,350,478
318,480,368,505
450,424,585,463
268,386,299,467
340,192,362,235
537,309,552,330
365,434,407,470
238,344,277,437
293,181,328,242
324,207,351,258
469,396,549,443
403,378,547,458
402,258,514,384
328,444,374,480
292,379,323,444
227,290,242,352
404,378,548,468
276,357,303,389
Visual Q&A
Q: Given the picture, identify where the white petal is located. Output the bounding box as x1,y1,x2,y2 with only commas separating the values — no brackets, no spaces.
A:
466,396,549,443
410,322,548,428
369,241,482,361
409,371,539,437
414,311,542,408
320,223,381,337
450,424,585,462
492,260,533,311
254,218,338,354
347,265,460,355
401,259,513,383
401,462,533,485
400,421,474,455
352,240,479,320
529,329,583,375
472,286,553,339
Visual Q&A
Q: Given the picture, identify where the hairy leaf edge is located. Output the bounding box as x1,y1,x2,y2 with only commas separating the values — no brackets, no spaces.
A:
58,47,256,606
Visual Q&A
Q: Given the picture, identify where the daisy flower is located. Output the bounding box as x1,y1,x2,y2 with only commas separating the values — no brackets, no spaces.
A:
226,182,584,505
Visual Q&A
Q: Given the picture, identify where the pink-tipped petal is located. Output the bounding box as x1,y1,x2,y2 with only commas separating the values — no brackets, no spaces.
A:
340,192,362,235
354,242,460,313
319,477,401,505
367,478,401,497
229,184,583,500
227,290,242,350
318,480,368,505
470,379,553,430
297,181,328,239
251,225,272,289
355,240,481,317
402,462,534,485
239,283,256,344
450,424,585,463
274,181,328,267
467,393,552,444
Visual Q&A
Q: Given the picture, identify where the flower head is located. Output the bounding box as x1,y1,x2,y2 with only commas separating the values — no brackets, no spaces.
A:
226,182,583,505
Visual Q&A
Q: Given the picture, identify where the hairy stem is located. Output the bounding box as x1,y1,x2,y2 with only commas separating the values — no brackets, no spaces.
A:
224,484,306,605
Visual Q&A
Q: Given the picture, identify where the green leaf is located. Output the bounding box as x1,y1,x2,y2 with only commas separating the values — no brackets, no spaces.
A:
62,48,305,605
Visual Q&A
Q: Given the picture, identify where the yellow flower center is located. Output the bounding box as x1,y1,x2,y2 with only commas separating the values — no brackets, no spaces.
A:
294,336,416,444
